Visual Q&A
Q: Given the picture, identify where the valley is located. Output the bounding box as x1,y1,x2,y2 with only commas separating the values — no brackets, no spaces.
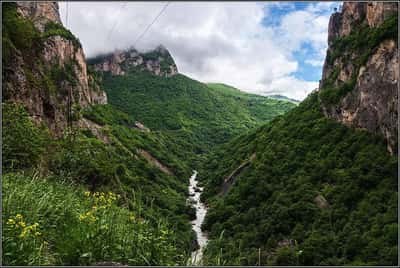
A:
2,1,398,267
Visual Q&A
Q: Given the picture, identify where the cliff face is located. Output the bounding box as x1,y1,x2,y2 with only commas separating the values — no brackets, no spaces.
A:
2,2,107,135
89,45,178,77
319,2,398,154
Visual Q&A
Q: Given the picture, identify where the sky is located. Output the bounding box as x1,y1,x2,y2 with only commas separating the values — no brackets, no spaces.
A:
59,1,341,100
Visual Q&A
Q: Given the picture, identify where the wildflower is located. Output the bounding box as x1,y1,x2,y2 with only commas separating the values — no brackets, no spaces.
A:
6,218,16,225
35,232,41,236
15,214,23,220
84,191,91,197
19,221,26,228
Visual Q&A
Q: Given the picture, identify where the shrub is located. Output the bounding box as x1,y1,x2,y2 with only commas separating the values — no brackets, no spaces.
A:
2,103,48,171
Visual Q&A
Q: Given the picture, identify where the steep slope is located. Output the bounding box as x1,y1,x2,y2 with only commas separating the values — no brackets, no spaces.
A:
90,53,296,161
319,2,398,154
2,2,107,134
2,2,194,265
201,2,398,266
206,83,297,122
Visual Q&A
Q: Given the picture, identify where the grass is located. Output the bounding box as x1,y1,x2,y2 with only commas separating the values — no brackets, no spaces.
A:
2,172,184,266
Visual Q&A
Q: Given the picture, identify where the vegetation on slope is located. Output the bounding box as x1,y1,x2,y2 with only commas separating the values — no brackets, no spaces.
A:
3,172,181,266
2,103,195,265
200,92,398,265
99,70,295,162
320,14,398,105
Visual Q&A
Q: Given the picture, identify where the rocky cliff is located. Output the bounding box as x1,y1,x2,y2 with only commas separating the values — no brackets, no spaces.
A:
88,45,178,77
319,1,398,154
2,2,107,135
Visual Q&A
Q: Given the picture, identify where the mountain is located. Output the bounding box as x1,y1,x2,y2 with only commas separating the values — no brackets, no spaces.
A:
267,94,300,104
200,2,398,265
3,2,107,135
87,45,178,77
2,2,294,265
2,2,195,265
319,1,398,154
90,53,296,162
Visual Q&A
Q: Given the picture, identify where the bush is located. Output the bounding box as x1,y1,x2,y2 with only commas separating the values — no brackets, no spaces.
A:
2,103,48,171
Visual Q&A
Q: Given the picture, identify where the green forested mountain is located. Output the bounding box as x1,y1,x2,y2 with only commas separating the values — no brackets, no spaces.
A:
2,2,294,265
200,3,398,265
2,1,397,267
97,69,295,162
200,92,397,265
2,3,194,265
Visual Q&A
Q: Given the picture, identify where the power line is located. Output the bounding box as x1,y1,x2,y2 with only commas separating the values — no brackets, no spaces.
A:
132,2,170,47
106,2,129,41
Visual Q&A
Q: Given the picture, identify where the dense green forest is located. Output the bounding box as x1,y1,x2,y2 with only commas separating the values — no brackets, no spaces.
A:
99,69,295,162
200,92,398,265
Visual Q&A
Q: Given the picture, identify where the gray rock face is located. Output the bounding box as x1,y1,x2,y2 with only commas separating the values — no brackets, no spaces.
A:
320,2,398,154
4,2,107,135
90,45,178,78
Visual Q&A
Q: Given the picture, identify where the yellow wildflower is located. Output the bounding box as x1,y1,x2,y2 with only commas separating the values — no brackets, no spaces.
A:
15,214,23,220
6,218,16,225
79,214,86,221
19,221,26,228
19,229,28,238
84,191,91,197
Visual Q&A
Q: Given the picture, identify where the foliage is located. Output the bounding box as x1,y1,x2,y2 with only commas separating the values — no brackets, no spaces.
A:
2,172,184,265
2,2,41,55
2,103,49,171
42,21,81,47
98,70,295,168
201,92,398,265
320,14,398,105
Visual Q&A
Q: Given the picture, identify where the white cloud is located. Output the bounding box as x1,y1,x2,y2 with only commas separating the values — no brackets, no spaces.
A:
305,59,325,67
59,2,334,100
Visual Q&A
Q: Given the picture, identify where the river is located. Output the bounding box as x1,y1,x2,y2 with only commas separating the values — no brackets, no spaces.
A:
188,171,208,265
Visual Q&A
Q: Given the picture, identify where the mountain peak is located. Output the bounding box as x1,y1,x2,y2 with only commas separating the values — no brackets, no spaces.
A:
319,2,398,154
88,45,178,77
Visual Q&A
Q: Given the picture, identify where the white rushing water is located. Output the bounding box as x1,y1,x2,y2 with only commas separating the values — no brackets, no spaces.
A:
188,171,208,265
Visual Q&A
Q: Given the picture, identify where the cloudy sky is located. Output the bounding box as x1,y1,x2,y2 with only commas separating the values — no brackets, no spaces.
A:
59,1,341,100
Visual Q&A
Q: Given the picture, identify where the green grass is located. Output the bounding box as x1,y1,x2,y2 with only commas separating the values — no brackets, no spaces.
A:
2,102,196,265
2,172,185,266
200,92,398,265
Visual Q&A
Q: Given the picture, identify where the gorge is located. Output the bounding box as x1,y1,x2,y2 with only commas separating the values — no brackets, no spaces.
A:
2,1,398,266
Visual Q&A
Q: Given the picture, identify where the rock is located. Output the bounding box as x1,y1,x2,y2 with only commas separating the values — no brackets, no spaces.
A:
320,2,398,154
4,2,107,136
90,46,178,78
16,1,62,32
134,121,150,132
314,194,329,209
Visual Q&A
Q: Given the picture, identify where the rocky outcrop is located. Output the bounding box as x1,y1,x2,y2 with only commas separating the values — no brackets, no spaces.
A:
3,2,107,135
16,1,62,32
220,153,256,195
137,149,173,175
89,45,178,77
319,2,398,154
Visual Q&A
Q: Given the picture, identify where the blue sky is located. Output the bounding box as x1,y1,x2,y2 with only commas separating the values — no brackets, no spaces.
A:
60,1,341,100
262,2,341,83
